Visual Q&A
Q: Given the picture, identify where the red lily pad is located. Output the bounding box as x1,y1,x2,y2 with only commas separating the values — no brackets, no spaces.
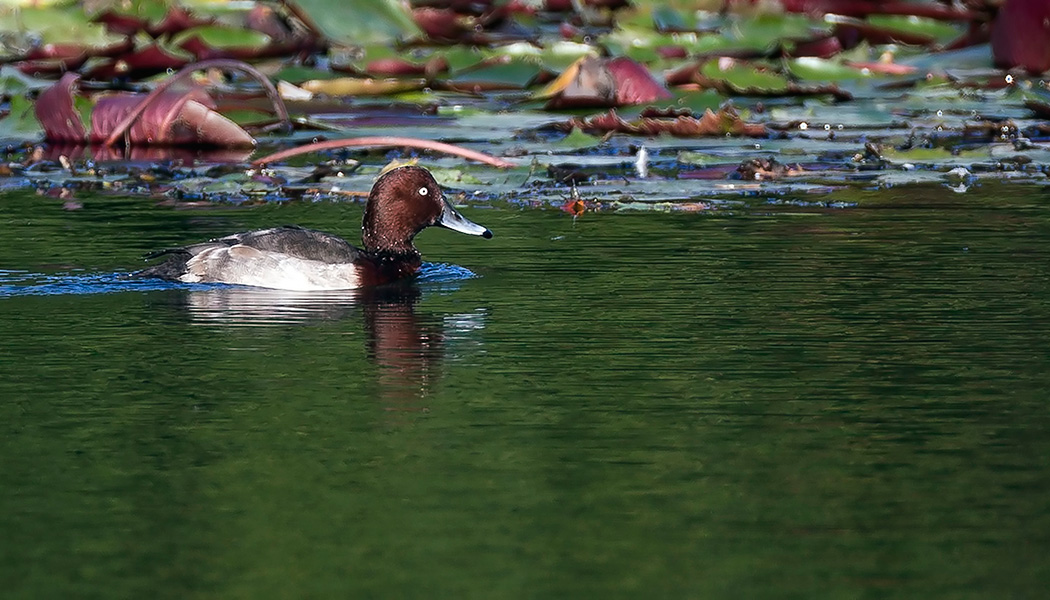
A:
84,43,191,81
92,10,150,37
90,88,253,147
992,0,1050,74
365,57,450,78
538,56,671,109
147,6,214,38
776,0,977,21
34,70,255,148
413,7,470,41
34,72,87,143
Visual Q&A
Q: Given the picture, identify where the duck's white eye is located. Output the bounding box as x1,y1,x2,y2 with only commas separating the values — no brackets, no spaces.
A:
418,187,429,196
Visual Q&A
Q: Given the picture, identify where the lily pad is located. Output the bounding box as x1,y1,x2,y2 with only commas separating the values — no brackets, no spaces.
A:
0,6,122,50
865,15,963,46
787,57,871,81
0,65,52,94
292,0,421,45
700,60,789,94
448,59,545,91
0,93,42,140
172,25,271,50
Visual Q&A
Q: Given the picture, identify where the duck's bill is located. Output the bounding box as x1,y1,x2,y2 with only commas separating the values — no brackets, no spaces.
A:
439,201,493,238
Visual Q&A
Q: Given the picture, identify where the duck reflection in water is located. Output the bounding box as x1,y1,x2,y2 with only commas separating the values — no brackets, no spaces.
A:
179,281,483,407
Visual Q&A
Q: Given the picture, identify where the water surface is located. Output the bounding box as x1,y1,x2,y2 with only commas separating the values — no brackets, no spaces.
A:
2,182,1049,598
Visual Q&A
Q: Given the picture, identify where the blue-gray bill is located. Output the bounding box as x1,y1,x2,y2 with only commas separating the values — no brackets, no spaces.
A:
439,201,493,239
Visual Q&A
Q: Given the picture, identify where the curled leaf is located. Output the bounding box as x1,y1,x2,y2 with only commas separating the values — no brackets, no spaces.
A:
537,55,671,108
90,88,253,147
34,72,87,144
34,60,287,148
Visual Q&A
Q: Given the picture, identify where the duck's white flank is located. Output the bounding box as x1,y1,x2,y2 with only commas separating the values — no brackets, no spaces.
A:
178,245,362,291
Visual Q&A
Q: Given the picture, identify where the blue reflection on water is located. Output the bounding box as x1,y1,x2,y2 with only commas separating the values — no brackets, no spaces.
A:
0,262,475,298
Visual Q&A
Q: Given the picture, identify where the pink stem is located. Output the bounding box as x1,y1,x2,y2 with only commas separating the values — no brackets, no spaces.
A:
251,136,515,168
103,59,290,147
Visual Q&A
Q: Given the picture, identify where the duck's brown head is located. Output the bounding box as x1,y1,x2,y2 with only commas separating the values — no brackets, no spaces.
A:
362,165,492,255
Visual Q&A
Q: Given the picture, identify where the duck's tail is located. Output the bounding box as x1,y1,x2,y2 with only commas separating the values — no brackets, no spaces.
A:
133,249,192,281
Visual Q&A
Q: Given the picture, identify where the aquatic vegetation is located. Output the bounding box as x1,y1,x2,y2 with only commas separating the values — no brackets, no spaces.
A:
0,0,1048,209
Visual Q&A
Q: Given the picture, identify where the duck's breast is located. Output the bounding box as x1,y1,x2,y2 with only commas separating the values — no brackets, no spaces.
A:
179,245,362,291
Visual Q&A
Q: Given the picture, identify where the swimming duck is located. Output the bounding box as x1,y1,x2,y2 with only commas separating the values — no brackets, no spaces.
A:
138,165,492,290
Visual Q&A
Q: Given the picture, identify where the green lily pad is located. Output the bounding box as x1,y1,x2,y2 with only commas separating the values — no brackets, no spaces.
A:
449,59,544,90
787,57,871,81
0,93,42,140
865,15,963,46
651,5,689,32
0,5,122,49
292,0,421,45
485,41,596,73
172,25,270,49
430,167,483,186
881,146,989,161
557,128,601,149
677,150,738,166
700,60,789,94
729,14,831,52
0,65,52,95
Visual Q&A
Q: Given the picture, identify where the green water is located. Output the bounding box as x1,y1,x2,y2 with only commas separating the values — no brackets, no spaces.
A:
2,183,1050,598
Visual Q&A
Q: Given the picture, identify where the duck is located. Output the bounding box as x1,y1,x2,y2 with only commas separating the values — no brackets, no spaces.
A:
137,165,492,290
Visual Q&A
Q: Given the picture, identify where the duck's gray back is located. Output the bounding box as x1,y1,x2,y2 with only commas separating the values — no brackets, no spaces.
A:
137,226,363,281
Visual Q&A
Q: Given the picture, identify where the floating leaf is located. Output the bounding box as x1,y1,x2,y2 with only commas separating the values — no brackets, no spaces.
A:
787,57,872,81
561,106,768,138
1021,87,1050,118
697,59,789,92
32,62,279,148
84,42,192,81
992,0,1050,74
557,128,602,148
447,58,545,91
34,72,87,143
0,65,52,94
680,59,853,100
0,93,43,140
90,89,254,147
173,25,271,51
146,5,214,38
864,15,963,46
413,6,471,41
729,13,832,53
537,55,671,108
366,57,449,78
292,0,421,44
0,6,122,49
301,77,428,96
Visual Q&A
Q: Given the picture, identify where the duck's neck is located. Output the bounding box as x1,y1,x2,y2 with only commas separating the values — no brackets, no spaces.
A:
365,249,422,286
362,202,420,254
363,227,417,254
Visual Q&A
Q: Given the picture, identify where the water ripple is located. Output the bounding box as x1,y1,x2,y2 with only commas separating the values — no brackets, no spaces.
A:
0,262,476,298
